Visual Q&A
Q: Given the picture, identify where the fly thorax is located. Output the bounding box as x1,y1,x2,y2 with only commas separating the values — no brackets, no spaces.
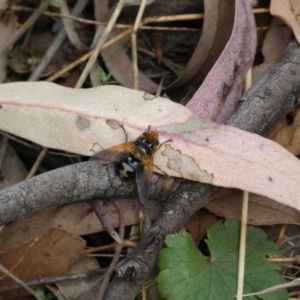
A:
134,139,153,157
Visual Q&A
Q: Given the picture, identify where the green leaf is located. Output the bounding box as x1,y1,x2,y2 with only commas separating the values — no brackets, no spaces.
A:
157,219,288,300
96,65,107,82
96,65,117,85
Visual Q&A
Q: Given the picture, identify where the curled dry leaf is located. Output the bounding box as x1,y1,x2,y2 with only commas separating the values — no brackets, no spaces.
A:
187,0,256,123
270,0,300,44
252,17,293,84
262,17,292,62
165,0,235,90
0,82,300,212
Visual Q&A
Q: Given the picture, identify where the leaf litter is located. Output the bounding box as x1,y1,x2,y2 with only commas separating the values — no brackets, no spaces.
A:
0,0,299,298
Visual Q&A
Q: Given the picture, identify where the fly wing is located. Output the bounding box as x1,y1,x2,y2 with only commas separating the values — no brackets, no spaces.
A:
90,142,133,163
136,158,153,203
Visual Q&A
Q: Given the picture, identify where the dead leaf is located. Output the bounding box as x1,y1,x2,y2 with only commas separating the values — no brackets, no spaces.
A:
185,209,217,245
165,0,234,90
267,108,300,156
7,46,31,74
205,189,300,225
0,199,161,250
0,15,17,82
270,0,300,44
0,82,300,212
187,0,256,123
252,60,275,84
56,256,100,300
262,17,292,62
0,227,86,300
0,144,28,190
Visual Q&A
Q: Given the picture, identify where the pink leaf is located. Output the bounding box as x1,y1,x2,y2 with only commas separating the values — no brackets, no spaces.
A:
165,0,234,90
0,82,300,212
187,0,256,123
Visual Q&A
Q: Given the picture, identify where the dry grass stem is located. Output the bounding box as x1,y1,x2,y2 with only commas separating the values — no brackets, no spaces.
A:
75,0,126,88
131,0,147,89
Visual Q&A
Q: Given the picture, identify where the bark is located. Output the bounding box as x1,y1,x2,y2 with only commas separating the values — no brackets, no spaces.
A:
0,162,181,225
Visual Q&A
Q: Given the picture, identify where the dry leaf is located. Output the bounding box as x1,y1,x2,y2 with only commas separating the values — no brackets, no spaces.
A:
56,256,100,300
0,16,17,82
0,227,86,299
0,145,28,190
262,17,292,61
270,0,300,44
0,199,161,250
205,189,300,225
267,108,300,156
0,82,300,212
185,209,217,245
165,0,234,90
187,0,256,123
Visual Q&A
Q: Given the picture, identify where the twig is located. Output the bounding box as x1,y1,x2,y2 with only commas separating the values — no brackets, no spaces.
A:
28,0,89,81
131,0,147,90
140,13,204,25
11,6,204,27
83,240,136,255
268,256,300,264
26,147,48,179
46,29,131,82
252,8,270,13
277,224,288,245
